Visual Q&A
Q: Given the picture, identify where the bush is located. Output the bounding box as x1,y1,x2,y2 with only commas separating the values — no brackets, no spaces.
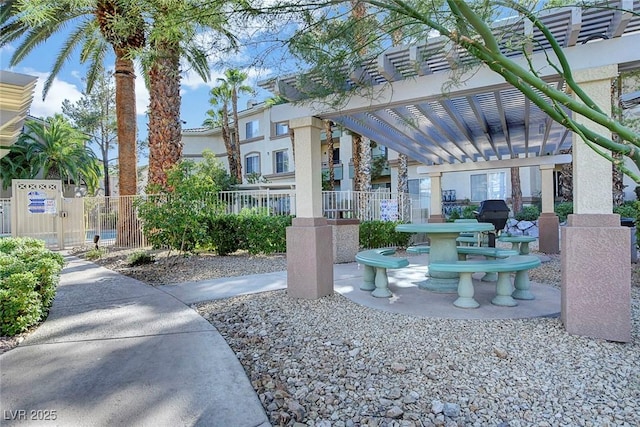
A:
359,220,411,249
136,156,232,253
614,201,638,220
0,237,64,336
127,251,155,267
461,205,479,219
206,214,242,256
554,202,573,222
515,205,540,221
85,248,106,260
238,214,292,255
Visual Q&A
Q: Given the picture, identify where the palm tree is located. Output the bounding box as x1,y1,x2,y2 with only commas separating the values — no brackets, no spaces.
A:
218,69,254,181
0,116,102,194
1,0,145,198
206,84,241,181
143,1,247,189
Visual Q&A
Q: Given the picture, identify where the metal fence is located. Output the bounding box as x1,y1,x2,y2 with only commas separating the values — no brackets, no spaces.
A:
2,190,429,250
0,198,10,237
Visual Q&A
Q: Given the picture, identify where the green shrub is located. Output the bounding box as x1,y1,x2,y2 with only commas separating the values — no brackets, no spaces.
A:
359,220,411,249
614,201,638,220
85,248,106,260
206,214,242,256
515,205,540,221
127,251,155,267
237,214,292,255
0,274,43,336
0,237,64,336
461,205,479,219
554,202,573,222
136,155,232,253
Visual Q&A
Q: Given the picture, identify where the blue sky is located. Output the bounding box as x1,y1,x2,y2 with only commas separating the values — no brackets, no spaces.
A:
0,30,288,141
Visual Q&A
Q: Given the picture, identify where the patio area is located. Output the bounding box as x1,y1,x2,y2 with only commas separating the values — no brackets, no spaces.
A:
335,251,560,320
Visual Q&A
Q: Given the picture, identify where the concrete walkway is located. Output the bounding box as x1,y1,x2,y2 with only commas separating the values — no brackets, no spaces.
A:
0,255,271,427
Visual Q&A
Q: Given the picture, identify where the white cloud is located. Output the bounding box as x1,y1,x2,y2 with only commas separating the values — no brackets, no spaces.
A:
23,70,83,119
134,66,150,116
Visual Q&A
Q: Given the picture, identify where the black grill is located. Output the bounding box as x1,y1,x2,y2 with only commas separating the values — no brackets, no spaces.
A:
474,199,510,231
474,200,510,246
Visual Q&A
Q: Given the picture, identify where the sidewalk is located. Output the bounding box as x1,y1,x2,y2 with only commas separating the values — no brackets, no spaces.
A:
0,255,271,427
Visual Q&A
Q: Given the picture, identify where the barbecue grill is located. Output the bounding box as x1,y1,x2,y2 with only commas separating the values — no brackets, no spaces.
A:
474,199,510,247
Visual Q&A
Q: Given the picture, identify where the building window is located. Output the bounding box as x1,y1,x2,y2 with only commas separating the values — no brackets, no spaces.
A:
274,150,289,173
246,120,259,139
275,121,288,136
245,153,260,175
470,172,506,201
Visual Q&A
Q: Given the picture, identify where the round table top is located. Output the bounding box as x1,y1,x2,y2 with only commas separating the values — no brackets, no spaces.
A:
395,222,494,234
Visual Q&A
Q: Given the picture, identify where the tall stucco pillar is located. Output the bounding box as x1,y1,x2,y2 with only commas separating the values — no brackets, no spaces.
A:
561,65,631,342
286,117,334,299
538,164,559,254
429,172,445,223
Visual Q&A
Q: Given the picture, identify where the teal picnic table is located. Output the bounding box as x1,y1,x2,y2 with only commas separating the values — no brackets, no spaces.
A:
396,222,495,293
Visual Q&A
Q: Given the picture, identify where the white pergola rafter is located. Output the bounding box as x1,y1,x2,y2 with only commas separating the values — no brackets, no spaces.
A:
261,2,640,167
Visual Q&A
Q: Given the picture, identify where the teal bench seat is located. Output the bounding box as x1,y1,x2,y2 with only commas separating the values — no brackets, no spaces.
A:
355,248,409,298
498,235,537,254
428,255,541,308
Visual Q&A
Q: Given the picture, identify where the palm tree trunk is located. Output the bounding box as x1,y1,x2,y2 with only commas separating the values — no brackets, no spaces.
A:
398,153,409,221
114,54,138,196
232,89,242,182
114,53,140,246
358,136,372,219
148,41,182,189
325,120,335,190
352,133,361,191
510,166,523,215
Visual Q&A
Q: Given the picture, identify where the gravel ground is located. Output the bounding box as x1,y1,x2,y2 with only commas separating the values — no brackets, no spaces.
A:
2,244,640,427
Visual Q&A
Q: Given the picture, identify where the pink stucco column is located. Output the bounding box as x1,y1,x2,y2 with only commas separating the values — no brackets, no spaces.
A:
562,65,631,342
286,117,334,299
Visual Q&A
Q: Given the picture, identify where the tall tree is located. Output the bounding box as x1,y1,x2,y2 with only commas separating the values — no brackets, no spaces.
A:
142,0,241,189
62,70,117,196
0,116,102,194
1,0,145,198
205,83,241,181
218,69,254,181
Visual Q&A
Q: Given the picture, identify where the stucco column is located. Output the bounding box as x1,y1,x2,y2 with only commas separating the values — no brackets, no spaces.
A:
286,116,333,299
561,65,631,342
538,164,559,254
429,172,445,223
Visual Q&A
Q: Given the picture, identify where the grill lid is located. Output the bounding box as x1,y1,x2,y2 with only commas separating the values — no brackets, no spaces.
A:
474,199,510,232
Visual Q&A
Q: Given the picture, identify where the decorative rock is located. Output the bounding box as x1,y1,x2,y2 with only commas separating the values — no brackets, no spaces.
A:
432,400,444,414
443,402,461,418
386,405,404,419
391,361,407,372
287,400,306,421
493,347,508,359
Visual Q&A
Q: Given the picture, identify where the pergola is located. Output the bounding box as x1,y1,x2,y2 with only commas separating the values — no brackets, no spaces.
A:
260,2,640,342
0,70,37,159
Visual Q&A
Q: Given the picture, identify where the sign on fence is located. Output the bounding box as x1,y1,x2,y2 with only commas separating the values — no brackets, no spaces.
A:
380,199,398,221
